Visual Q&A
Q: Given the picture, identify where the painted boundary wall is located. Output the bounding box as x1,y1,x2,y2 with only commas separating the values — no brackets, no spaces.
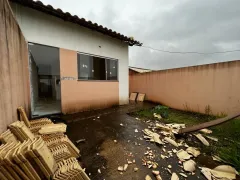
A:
0,0,30,133
130,60,240,115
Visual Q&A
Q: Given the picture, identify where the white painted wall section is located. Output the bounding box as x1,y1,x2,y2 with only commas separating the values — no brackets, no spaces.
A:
11,3,129,105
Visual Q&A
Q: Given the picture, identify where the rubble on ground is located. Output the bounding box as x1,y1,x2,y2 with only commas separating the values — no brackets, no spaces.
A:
127,160,133,164
124,164,128,171
145,174,152,180
134,167,139,172
117,156,136,174
76,138,86,144
212,155,226,163
118,166,124,172
201,165,238,180
183,160,196,172
186,147,201,157
153,113,162,119
194,133,210,146
114,112,239,180
152,170,162,180
199,128,212,134
176,149,192,160
171,173,179,180
179,173,188,178
143,129,164,145
164,137,178,147
205,135,218,142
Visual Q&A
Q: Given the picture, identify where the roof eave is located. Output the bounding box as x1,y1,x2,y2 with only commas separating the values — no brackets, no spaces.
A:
10,0,142,46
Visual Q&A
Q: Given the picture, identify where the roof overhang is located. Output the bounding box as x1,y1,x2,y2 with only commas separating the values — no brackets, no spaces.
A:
10,0,142,46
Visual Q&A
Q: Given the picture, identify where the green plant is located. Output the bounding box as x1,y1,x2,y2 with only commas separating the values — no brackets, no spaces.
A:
136,109,153,118
217,112,227,118
205,105,212,115
152,105,169,118
183,102,192,112
218,144,240,173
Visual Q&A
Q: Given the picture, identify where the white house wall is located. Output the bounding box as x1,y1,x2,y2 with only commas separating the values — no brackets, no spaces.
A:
11,2,129,105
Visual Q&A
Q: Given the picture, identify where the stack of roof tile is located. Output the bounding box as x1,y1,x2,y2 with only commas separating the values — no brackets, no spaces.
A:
17,107,79,157
0,137,55,180
45,135,80,158
0,107,89,180
53,157,90,180
13,139,41,180
0,129,19,144
8,121,35,142
17,107,54,134
50,144,72,163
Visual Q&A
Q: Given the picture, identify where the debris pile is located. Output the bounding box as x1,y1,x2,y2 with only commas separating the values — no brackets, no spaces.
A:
117,159,137,174
137,115,238,180
143,129,163,145
0,107,89,180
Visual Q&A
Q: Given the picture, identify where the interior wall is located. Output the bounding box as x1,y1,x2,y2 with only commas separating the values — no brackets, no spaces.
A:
0,0,30,133
29,54,39,112
60,48,119,114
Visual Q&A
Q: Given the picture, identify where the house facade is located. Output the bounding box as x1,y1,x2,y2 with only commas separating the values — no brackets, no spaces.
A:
10,0,141,115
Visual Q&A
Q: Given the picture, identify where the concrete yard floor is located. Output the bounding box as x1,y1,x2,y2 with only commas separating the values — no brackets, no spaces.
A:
61,102,235,180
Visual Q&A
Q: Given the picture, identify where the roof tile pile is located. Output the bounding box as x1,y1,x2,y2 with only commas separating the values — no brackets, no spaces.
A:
0,106,90,180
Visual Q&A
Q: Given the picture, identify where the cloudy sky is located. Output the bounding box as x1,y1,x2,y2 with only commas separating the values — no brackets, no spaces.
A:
40,0,240,70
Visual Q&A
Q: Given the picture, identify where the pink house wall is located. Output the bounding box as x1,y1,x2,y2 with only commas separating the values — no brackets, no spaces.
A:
60,48,119,114
129,60,240,115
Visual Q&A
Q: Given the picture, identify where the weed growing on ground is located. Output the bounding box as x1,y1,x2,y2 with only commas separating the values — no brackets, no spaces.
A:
153,105,169,118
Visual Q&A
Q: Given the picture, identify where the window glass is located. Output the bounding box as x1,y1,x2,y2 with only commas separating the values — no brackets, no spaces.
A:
106,59,118,80
77,54,93,80
78,53,118,80
78,54,106,80
92,57,106,80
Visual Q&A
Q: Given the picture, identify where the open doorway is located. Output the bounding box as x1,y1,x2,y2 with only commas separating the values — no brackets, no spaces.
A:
28,43,61,117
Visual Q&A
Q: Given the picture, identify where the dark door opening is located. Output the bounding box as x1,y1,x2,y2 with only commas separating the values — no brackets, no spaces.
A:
28,43,61,117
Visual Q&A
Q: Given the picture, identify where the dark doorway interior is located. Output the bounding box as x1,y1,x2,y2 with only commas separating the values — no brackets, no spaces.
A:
28,43,61,117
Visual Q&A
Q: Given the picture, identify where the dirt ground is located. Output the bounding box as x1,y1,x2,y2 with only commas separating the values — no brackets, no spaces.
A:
59,102,238,180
